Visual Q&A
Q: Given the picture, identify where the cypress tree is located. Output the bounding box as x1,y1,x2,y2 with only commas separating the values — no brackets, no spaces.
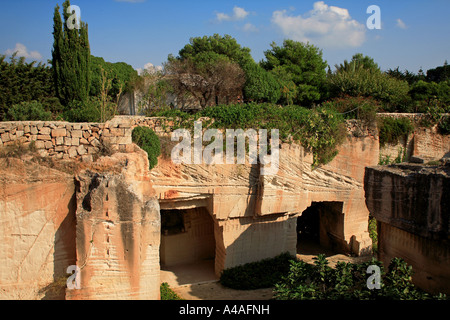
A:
52,0,90,106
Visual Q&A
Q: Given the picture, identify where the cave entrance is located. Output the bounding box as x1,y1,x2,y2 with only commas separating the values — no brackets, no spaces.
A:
159,207,217,286
297,202,346,257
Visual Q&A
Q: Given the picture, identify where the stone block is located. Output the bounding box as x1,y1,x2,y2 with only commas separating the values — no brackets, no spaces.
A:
56,136,64,145
71,137,80,146
77,145,87,156
44,141,53,149
51,128,67,137
39,127,51,135
81,154,93,163
68,147,78,158
37,135,51,141
34,141,45,149
64,137,72,146
71,130,83,138
30,126,38,135
1,133,10,142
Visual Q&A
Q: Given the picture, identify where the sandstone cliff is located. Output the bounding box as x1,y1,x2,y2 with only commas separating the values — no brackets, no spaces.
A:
0,146,161,300
365,163,450,294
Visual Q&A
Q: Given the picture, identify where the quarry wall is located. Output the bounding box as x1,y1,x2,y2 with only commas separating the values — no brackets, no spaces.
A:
0,113,448,299
365,164,450,294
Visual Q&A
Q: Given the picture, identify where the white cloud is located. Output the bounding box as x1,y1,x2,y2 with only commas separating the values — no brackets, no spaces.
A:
137,62,163,75
271,1,366,48
5,43,42,60
396,18,407,29
216,6,249,22
242,23,259,33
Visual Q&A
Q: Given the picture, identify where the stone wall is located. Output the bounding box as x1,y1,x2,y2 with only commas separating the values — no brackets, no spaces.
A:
0,116,171,162
365,164,450,294
378,113,450,163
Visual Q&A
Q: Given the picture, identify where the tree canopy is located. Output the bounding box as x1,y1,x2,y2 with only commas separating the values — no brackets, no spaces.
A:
52,0,90,106
261,40,328,105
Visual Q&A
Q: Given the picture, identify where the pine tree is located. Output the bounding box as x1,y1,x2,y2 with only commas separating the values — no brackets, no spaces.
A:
52,0,90,106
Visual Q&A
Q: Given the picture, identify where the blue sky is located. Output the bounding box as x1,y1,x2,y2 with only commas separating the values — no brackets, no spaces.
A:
1,0,449,74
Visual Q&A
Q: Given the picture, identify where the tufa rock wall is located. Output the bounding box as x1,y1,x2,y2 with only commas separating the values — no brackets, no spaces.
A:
365,164,450,294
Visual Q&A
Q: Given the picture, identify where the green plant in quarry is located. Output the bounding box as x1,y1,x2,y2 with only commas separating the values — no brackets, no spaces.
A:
150,103,347,168
131,126,161,170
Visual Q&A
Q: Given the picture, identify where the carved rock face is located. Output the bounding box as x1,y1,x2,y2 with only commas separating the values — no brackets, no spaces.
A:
68,149,161,300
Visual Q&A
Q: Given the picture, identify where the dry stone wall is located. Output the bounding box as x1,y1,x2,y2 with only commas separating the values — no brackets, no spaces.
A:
0,116,171,162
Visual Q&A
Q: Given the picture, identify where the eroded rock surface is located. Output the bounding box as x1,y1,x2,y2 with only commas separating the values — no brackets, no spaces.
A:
365,163,450,294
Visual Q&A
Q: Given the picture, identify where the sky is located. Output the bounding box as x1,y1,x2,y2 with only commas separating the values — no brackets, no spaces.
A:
1,0,449,74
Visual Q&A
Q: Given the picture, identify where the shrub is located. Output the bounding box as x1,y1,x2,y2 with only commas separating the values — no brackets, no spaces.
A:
160,282,183,300
151,103,347,168
5,101,52,121
274,255,445,300
438,116,450,135
132,126,161,170
378,117,414,146
322,96,379,128
328,67,410,111
219,252,295,290
63,98,101,123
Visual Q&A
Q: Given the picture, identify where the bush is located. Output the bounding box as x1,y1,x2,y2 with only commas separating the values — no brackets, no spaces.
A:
5,101,52,121
63,98,101,123
274,255,445,300
132,126,161,170
219,252,295,290
438,116,450,135
328,67,410,111
160,282,183,300
199,103,346,167
378,117,414,146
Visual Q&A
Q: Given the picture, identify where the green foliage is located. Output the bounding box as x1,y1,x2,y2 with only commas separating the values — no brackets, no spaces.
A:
378,117,414,146
328,66,410,111
242,62,281,104
52,0,91,106
322,96,379,127
5,101,52,121
152,103,346,167
335,53,381,73
368,216,378,254
426,61,450,83
261,40,328,106
177,34,254,68
132,126,161,170
63,98,102,123
274,255,445,300
0,54,58,120
410,80,450,109
89,56,137,98
438,116,450,135
219,252,295,290
160,282,183,300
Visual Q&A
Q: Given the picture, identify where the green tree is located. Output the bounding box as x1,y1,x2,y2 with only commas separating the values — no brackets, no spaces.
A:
177,34,254,68
89,56,138,99
52,0,91,106
328,59,410,111
335,53,380,73
261,40,328,106
242,62,281,104
166,51,245,108
0,54,60,119
426,61,450,83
